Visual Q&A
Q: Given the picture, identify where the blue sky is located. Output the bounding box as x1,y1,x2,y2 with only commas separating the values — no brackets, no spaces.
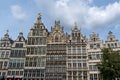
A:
0,0,120,41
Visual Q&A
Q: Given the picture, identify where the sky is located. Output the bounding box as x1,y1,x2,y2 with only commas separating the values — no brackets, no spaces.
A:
0,0,120,41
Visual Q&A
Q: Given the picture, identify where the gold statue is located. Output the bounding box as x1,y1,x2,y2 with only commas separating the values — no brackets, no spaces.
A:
37,13,42,19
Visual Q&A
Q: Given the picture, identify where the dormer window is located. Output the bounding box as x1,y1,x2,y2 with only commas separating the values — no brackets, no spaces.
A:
78,33,80,37
15,43,23,48
72,33,74,37
19,37,22,41
97,44,100,48
55,36,59,42
75,33,77,37
41,26,42,29
115,43,117,47
110,38,112,41
93,44,96,49
93,38,95,42
111,43,114,48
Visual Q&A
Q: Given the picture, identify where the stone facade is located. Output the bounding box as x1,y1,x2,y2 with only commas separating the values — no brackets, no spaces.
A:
46,21,67,80
24,13,47,80
7,32,26,80
66,24,88,80
87,32,104,80
0,30,13,79
0,13,120,80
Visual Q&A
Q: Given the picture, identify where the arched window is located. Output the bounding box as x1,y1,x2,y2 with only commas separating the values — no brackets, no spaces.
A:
19,37,22,41
55,36,59,42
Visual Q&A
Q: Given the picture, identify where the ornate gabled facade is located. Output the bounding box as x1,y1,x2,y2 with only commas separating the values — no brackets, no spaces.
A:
7,31,26,80
87,32,104,80
46,21,67,80
105,31,120,50
0,30,13,79
24,13,48,80
66,23,88,80
0,13,120,80
47,21,66,44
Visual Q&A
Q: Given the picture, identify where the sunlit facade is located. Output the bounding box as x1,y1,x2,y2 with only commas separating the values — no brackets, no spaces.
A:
0,13,120,80
24,13,47,80
0,30,13,79
7,32,26,80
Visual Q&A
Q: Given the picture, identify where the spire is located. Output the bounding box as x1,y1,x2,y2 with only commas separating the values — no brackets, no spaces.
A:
20,29,23,33
6,29,9,34
74,22,77,29
5,29,9,37
108,31,112,35
19,29,23,36
3,29,10,40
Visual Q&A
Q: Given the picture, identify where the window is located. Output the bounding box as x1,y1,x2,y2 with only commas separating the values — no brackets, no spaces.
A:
19,37,22,41
0,62,3,69
4,61,7,68
97,44,100,48
72,46,76,54
90,44,93,49
68,71,72,76
82,46,86,53
110,38,112,41
96,54,101,59
72,33,74,37
83,71,87,77
115,43,117,47
16,71,19,75
6,51,9,58
68,63,71,67
89,65,92,70
78,63,81,68
77,46,81,54
20,71,23,75
78,71,82,76
111,43,114,48
83,63,87,68
12,71,15,75
73,71,77,76
15,43,23,48
88,55,92,59
90,74,93,80
94,74,97,80
55,36,59,42
93,38,96,41
73,63,76,68
1,52,5,58
93,44,96,49
68,46,71,54
93,65,97,71
2,72,6,76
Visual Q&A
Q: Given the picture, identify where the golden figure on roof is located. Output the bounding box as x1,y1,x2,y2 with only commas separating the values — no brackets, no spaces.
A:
37,13,42,19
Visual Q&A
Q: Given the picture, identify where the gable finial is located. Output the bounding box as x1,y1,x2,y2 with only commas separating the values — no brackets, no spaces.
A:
6,29,9,34
37,13,42,19
74,22,77,28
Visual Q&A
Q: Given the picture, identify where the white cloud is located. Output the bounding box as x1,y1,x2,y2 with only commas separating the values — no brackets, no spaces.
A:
34,0,120,29
11,5,26,20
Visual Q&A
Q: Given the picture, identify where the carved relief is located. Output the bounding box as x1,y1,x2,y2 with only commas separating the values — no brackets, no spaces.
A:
48,21,66,43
